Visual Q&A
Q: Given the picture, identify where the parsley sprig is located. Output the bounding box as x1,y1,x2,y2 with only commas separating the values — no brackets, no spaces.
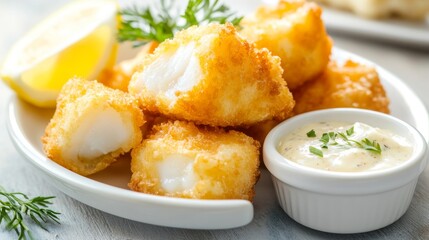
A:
0,186,60,240
118,0,243,47
307,126,382,158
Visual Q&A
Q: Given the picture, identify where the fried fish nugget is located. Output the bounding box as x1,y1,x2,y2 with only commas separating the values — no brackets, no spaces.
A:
292,60,390,115
99,41,159,91
42,78,145,176
129,121,260,201
240,0,332,90
129,23,295,127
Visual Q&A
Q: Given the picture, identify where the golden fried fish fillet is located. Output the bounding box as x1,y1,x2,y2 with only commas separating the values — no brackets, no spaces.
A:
98,41,159,92
42,78,145,176
129,121,260,201
292,60,390,115
129,23,295,127
313,0,429,20
240,0,332,90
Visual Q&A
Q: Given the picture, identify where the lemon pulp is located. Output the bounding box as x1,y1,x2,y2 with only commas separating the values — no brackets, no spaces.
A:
22,25,114,91
0,0,118,108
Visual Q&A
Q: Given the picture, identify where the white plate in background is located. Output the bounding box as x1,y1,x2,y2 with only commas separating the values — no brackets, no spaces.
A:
260,0,429,48
321,8,429,48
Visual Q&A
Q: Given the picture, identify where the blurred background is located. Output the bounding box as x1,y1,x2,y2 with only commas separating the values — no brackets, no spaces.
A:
0,1,428,239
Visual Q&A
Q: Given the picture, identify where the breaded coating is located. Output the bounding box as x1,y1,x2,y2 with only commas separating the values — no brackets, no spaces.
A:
129,121,260,201
42,78,145,176
240,119,281,145
129,23,295,127
313,0,429,20
292,60,390,115
240,0,332,90
140,111,169,139
99,41,159,91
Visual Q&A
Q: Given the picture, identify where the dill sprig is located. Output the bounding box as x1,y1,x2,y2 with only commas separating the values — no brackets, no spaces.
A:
0,186,60,240
307,126,382,158
118,0,243,47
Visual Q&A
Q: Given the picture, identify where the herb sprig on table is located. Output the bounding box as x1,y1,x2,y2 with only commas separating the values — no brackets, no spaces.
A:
307,126,382,158
118,0,243,47
0,186,60,240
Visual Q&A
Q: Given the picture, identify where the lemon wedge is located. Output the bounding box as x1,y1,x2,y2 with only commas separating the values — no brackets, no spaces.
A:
1,0,118,108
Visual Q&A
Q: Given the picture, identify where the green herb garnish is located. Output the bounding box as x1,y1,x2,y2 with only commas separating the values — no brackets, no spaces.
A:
309,146,323,158
118,0,243,47
306,129,316,138
359,138,382,154
0,186,60,240
307,126,382,157
346,126,354,136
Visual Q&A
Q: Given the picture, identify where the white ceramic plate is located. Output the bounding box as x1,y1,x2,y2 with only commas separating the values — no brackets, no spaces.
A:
6,47,429,229
321,7,429,48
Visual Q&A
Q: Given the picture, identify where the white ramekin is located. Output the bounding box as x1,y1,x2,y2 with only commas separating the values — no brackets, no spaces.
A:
263,108,428,234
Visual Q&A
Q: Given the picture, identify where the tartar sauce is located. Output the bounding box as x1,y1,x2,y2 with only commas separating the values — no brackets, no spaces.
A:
278,122,413,172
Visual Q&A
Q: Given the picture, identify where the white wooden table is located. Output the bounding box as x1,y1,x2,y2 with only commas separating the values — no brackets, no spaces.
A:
1,0,429,239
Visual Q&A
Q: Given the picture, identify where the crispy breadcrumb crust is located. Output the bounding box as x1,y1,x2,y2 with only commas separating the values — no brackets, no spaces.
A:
240,119,282,146
129,121,260,201
99,41,159,92
292,60,390,114
42,78,145,176
240,0,332,90
140,111,169,139
129,23,295,127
